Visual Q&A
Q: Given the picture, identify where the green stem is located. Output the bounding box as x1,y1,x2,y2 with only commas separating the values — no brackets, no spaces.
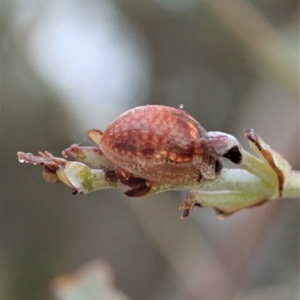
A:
284,171,300,198
155,169,274,196
239,148,277,185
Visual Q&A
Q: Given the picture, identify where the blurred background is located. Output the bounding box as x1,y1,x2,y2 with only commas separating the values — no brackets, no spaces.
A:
0,0,299,299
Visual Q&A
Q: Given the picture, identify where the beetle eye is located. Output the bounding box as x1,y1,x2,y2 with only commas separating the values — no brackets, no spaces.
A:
215,159,223,174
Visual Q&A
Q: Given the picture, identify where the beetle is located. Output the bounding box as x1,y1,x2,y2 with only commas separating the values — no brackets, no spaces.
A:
97,105,223,197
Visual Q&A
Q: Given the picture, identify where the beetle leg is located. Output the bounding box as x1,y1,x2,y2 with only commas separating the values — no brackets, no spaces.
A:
114,166,152,197
179,198,201,218
124,185,151,197
103,169,119,183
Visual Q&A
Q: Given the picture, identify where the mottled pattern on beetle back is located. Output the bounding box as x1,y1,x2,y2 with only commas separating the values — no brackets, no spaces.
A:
99,105,218,185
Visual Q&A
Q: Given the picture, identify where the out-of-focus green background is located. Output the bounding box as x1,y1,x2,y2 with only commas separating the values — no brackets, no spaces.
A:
1,0,299,299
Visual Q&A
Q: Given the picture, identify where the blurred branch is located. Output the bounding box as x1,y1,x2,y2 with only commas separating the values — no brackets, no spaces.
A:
50,260,130,300
205,0,299,95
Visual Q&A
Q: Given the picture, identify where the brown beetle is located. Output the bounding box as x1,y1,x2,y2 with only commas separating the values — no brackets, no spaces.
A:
98,105,223,197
